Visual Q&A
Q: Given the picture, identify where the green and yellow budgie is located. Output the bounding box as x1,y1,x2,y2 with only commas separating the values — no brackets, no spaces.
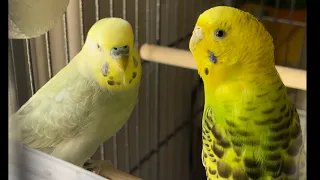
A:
189,6,305,180
9,18,141,170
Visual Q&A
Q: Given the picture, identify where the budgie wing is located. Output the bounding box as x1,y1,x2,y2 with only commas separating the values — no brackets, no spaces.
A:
9,67,97,150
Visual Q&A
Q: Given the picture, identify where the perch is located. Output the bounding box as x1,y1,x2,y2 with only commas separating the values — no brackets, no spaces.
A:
140,44,306,91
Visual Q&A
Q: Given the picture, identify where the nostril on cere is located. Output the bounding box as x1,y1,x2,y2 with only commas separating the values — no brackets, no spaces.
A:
111,46,130,56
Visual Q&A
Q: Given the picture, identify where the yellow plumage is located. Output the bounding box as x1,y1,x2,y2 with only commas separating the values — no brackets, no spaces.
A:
189,6,305,180
9,18,142,168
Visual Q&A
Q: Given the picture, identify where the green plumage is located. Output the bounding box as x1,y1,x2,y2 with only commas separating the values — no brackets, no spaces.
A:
201,67,305,180
189,6,305,180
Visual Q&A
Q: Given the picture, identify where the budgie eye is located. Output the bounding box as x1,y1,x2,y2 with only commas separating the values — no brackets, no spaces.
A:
214,29,226,39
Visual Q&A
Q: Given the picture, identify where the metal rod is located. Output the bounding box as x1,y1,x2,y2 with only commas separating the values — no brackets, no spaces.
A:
95,0,100,22
109,0,114,17
9,39,20,106
259,0,264,19
289,0,296,18
112,135,118,168
298,19,306,69
124,122,130,172
270,0,281,42
123,0,127,20
259,16,305,26
63,13,70,64
135,0,139,45
145,0,150,178
156,0,160,43
109,0,117,168
165,0,169,43
182,0,187,34
122,0,130,172
145,64,150,179
274,0,280,18
134,0,140,175
130,119,191,173
164,0,170,178
99,145,105,160
79,0,85,46
44,33,53,79
135,101,140,176
146,0,150,43
25,39,35,95
172,0,178,178
155,0,161,179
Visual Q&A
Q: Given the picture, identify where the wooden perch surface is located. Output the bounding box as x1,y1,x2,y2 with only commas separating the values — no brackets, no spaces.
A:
86,160,143,180
140,44,306,91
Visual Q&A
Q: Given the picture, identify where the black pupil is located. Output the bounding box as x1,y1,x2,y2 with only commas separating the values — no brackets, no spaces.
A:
97,44,100,49
216,30,224,37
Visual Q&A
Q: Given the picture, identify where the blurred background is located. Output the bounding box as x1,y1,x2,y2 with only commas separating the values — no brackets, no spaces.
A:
8,0,306,179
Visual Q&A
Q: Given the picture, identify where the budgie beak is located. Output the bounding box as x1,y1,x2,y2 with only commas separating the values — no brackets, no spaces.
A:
110,45,130,71
190,26,204,51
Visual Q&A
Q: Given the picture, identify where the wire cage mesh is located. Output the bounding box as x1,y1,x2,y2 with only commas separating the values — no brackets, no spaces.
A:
8,0,306,180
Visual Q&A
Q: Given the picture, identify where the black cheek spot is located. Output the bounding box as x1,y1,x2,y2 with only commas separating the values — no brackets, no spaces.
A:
108,80,115,86
132,72,137,79
129,79,133,84
204,68,209,75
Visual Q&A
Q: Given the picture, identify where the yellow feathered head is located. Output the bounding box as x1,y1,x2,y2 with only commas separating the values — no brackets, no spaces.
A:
81,18,141,91
189,6,274,87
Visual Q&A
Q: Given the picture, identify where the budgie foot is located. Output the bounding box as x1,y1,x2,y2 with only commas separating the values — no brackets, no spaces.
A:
84,160,113,175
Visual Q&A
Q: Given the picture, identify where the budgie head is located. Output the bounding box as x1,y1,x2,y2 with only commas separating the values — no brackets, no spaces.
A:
82,17,141,91
189,6,274,87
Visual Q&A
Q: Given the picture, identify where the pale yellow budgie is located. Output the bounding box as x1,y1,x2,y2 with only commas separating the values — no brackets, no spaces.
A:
9,18,141,170
189,6,305,180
